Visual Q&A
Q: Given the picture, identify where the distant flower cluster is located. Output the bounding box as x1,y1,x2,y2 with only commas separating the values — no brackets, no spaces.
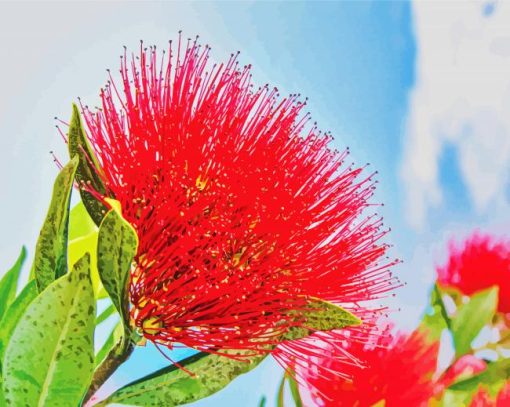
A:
293,231,510,406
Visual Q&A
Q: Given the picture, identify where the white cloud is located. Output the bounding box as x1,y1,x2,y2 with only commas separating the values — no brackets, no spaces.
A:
402,1,510,230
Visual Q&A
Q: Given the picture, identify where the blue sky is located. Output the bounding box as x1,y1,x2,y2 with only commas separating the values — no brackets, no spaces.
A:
1,1,509,406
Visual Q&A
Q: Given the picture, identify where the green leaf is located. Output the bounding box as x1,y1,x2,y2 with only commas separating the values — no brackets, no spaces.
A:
445,359,510,405
95,321,122,367
276,372,302,407
451,286,498,357
0,280,38,374
100,350,265,406
97,205,138,329
0,247,26,320
259,396,267,407
283,299,361,340
3,254,95,407
68,103,107,226
97,300,359,406
276,374,285,407
100,300,360,406
448,358,510,393
96,303,117,326
32,158,79,292
287,374,302,407
420,284,451,341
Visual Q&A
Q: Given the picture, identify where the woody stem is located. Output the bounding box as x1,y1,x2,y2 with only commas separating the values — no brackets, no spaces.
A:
82,334,134,405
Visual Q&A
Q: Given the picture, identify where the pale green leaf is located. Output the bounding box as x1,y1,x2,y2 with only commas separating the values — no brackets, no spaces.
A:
68,104,107,226
69,230,108,298
451,287,498,357
69,201,97,241
3,254,95,406
0,247,26,320
32,158,78,292
68,201,108,298
97,206,138,328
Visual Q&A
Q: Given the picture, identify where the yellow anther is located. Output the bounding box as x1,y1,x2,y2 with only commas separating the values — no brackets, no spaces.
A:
196,175,208,191
232,247,247,267
142,317,163,335
138,254,156,268
232,253,242,267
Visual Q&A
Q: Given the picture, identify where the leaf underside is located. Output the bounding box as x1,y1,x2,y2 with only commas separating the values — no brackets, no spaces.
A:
97,207,138,329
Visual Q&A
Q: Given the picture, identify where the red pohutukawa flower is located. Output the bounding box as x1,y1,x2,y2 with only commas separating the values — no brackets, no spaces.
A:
437,233,510,313
470,382,510,407
297,330,438,407
78,36,397,360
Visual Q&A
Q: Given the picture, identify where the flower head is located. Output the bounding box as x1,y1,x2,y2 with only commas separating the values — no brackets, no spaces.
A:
79,36,397,360
437,233,510,313
298,329,439,407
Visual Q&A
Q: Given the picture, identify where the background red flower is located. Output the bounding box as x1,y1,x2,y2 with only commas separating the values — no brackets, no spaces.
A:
470,383,510,407
437,233,510,313
297,329,439,407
